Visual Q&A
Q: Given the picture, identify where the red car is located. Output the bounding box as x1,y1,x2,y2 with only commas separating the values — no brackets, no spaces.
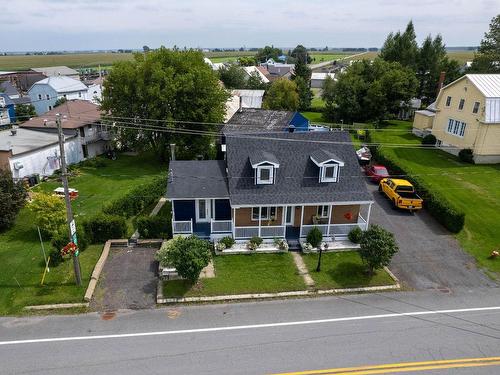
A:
364,165,389,183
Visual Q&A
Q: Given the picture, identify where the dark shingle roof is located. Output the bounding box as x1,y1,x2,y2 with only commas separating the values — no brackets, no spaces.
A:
223,108,294,133
0,81,19,97
249,150,279,166
226,131,371,205
310,148,343,165
167,160,229,199
12,97,32,105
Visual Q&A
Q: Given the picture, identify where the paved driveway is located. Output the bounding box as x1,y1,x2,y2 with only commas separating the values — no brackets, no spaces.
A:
92,246,159,311
366,182,497,291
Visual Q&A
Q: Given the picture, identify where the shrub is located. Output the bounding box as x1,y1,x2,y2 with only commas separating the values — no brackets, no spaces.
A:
137,215,171,239
51,225,89,254
103,176,166,218
458,148,474,164
248,236,263,251
306,226,323,249
359,225,399,274
29,192,66,237
214,241,226,252
49,248,64,267
371,146,465,233
83,214,127,243
273,238,289,251
421,134,436,146
348,227,363,244
155,236,211,282
0,169,26,231
219,236,235,249
302,242,313,252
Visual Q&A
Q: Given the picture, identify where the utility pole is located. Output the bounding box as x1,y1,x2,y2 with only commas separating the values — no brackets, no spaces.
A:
56,113,82,286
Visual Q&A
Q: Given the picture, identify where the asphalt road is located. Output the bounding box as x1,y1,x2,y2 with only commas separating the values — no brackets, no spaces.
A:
1,289,500,374
366,181,496,291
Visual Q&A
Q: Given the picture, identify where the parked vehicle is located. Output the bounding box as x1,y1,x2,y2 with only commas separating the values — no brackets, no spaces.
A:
378,178,423,211
356,145,372,165
364,164,389,183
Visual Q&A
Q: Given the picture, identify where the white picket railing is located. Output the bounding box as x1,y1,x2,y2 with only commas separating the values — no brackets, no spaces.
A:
300,224,329,238
260,225,286,238
172,220,193,234
329,223,367,239
234,226,259,239
211,219,232,233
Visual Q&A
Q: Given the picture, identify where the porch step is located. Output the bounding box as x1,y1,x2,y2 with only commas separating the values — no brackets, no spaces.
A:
287,240,301,251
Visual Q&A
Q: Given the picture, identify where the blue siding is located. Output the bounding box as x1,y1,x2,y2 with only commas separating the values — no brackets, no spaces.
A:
173,200,195,221
214,199,231,220
289,112,309,132
28,85,58,115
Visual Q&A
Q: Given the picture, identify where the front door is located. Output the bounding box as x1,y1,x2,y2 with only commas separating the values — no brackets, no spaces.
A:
285,206,295,226
196,199,211,223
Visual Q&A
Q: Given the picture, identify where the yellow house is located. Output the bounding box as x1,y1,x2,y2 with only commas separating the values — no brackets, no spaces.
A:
431,74,500,164
412,102,436,137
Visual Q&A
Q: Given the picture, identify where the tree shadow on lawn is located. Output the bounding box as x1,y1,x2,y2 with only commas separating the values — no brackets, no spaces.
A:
163,279,196,298
323,261,380,289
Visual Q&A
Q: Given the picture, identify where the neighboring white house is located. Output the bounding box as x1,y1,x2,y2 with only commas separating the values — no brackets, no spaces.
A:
85,76,104,104
203,57,225,71
310,72,336,88
224,90,265,122
0,127,83,180
31,66,80,80
28,76,90,115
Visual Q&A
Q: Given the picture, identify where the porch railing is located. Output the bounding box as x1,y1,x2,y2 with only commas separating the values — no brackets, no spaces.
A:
234,226,259,239
300,224,329,238
211,219,232,233
172,219,193,234
260,225,286,238
329,222,368,239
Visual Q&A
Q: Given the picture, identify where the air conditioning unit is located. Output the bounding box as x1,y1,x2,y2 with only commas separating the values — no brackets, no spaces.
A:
13,162,24,170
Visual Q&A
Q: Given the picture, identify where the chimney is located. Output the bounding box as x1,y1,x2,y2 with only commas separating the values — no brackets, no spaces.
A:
238,96,243,112
170,143,176,161
437,71,446,97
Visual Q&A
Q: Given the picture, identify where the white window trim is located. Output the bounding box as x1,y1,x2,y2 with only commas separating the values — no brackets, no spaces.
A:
195,199,211,223
445,96,452,107
446,118,466,138
317,205,329,218
320,164,339,183
256,165,274,185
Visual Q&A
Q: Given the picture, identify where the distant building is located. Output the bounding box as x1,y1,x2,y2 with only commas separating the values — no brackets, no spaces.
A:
310,72,335,88
398,98,422,120
242,66,270,84
225,90,265,122
31,66,80,80
260,59,295,79
224,108,309,134
20,100,110,159
0,80,31,107
28,76,90,115
203,57,225,71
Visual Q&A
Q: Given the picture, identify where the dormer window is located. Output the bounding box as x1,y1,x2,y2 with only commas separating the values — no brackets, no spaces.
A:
310,149,344,183
257,165,274,184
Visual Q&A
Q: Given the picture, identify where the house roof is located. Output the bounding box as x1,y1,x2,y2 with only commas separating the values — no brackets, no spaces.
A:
167,160,229,199
414,109,436,117
310,148,344,165
311,72,335,80
242,66,270,83
0,128,76,155
20,100,100,129
0,81,20,97
31,66,79,77
226,131,371,206
466,74,500,98
0,93,14,106
30,76,88,93
249,150,280,166
224,108,295,133
11,97,32,105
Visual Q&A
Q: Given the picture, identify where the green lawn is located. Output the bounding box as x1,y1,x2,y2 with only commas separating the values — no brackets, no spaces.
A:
302,111,329,123
163,253,306,297
302,252,396,289
310,53,351,63
0,153,165,315
371,121,500,275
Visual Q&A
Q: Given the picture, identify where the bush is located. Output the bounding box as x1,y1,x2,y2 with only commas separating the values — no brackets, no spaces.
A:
458,148,474,164
51,225,89,254
137,215,171,239
29,192,66,237
371,146,465,233
219,236,235,249
348,227,363,244
273,238,289,251
49,249,64,267
83,214,127,243
307,226,323,249
421,134,436,146
359,225,399,274
248,236,263,250
103,176,166,218
155,236,211,282
0,169,26,231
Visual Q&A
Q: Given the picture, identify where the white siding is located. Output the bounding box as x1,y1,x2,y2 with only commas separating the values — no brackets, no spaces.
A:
485,98,500,123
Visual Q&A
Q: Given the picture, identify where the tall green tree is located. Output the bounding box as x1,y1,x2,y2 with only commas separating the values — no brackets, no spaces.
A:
290,44,312,64
263,78,299,111
0,169,26,231
255,46,283,63
100,48,229,160
295,76,312,111
470,15,500,73
380,21,419,70
218,64,247,89
290,45,312,110
359,225,398,275
246,71,268,90
237,56,257,66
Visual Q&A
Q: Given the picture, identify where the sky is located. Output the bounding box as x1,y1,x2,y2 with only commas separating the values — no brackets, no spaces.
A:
1,0,499,51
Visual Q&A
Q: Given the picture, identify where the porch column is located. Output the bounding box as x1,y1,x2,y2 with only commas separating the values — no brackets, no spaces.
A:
171,200,175,235
366,203,372,229
300,205,305,237
232,207,236,238
282,206,286,237
327,204,333,238
258,206,262,237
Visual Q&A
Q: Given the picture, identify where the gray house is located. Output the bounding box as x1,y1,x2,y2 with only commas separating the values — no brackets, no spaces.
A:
167,131,373,244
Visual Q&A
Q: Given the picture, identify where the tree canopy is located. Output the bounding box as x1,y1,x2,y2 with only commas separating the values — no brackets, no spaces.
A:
470,15,500,73
290,44,312,64
263,78,299,111
100,48,229,160
359,225,399,275
218,64,247,89
255,46,283,63
0,170,26,232
380,21,419,70
14,104,36,122
322,59,418,123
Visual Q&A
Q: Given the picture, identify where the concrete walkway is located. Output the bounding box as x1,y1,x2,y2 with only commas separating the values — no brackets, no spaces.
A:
291,252,315,289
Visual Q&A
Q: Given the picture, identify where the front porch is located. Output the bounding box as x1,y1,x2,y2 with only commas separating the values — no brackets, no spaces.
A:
172,202,372,243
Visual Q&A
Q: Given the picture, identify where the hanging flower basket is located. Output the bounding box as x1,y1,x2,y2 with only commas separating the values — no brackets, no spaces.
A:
61,242,78,257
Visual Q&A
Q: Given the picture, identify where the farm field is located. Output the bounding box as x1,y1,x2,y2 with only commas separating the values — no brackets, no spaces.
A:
348,50,475,63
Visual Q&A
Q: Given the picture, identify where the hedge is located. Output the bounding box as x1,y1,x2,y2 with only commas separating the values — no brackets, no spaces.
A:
371,146,465,233
103,176,166,218
83,214,128,243
136,215,172,239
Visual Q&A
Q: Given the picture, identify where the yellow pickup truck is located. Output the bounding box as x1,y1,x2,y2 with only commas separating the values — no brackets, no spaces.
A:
378,178,423,212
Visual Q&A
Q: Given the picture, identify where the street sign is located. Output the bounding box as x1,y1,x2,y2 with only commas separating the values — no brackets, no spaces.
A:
72,233,78,246
70,219,76,236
